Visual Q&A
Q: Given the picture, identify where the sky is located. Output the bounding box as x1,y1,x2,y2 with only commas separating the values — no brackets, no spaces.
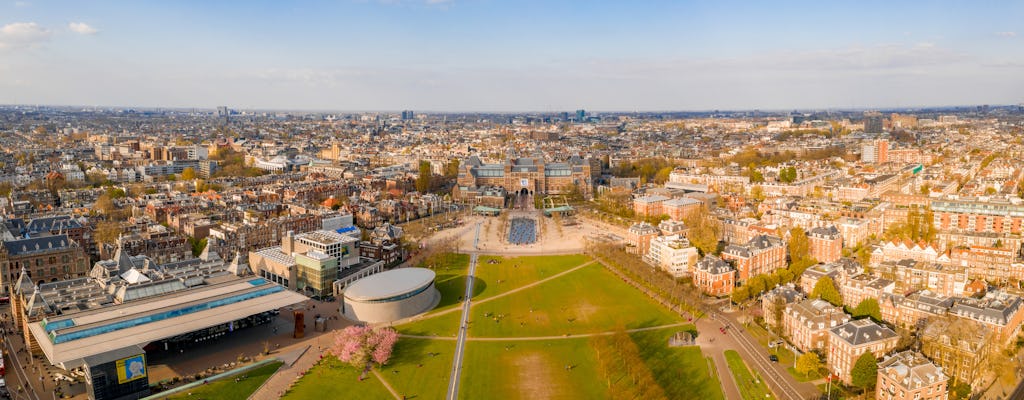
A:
0,0,1022,111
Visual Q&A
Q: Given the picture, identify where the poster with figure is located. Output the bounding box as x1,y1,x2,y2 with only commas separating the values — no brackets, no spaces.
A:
520,178,529,188
116,354,147,384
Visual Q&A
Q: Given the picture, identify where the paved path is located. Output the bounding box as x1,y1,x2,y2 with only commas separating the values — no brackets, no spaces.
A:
400,322,692,342
444,222,480,400
398,259,596,324
370,369,402,400
591,256,819,400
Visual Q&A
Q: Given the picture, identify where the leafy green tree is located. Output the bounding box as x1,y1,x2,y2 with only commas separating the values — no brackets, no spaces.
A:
852,298,882,322
787,227,816,273
188,237,208,257
795,352,821,378
444,159,460,178
416,160,432,193
948,381,971,400
851,352,878,392
779,166,797,183
811,276,842,306
747,164,765,183
731,286,751,303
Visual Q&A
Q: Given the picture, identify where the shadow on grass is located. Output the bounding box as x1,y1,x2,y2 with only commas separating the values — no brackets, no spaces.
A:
628,326,723,400
435,277,487,309
384,337,435,366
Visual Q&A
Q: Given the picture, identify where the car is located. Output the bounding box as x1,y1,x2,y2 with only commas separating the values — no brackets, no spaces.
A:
769,355,779,363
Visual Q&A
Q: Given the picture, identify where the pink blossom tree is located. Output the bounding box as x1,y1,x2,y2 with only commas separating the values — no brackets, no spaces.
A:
330,325,399,368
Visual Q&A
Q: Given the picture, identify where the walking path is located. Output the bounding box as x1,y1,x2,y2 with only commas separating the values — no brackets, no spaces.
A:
370,369,403,400
398,259,596,324
444,222,480,400
591,255,818,400
400,321,691,341
249,344,325,400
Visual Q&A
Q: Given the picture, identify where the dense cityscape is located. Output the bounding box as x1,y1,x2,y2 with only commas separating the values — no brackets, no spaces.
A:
3,1,1024,400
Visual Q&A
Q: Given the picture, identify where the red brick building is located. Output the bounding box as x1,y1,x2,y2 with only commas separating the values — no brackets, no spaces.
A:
721,235,787,282
694,255,735,297
807,225,842,263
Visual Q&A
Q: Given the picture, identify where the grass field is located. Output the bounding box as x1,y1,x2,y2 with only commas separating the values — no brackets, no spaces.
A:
725,350,776,400
423,253,473,313
467,264,683,337
378,338,456,400
630,327,725,400
474,254,592,299
283,357,392,400
459,339,605,400
165,361,283,400
297,253,719,400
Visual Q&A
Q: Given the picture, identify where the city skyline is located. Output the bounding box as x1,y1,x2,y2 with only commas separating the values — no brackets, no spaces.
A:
1,0,1022,111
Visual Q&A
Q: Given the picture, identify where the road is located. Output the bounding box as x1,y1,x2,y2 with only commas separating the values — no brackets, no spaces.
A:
593,256,819,400
710,312,816,400
3,330,42,400
445,222,480,400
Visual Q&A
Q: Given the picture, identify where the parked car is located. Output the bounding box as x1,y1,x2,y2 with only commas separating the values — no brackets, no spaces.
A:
769,355,779,363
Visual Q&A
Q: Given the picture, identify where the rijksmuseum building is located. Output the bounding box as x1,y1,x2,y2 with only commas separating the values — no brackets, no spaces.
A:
453,155,600,206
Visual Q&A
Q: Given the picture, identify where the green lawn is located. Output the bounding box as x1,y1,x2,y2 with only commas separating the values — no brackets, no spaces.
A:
725,350,776,400
630,327,725,400
421,253,473,314
467,264,683,337
474,254,592,300
459,339,605,400
166,361,283,400
377,338,455,400
286,339,455,400
283,356,392,400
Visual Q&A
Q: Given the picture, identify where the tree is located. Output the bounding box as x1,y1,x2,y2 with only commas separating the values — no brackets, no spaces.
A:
444,158,460,178
416,160,432,193
181,167,197,181
331,326,399,368
850,352,878,392
94,193,116,216
795,352,821,378
683,205,720,256
0,181,11,197
750,185,765,202
94,220,122,246
852,298,882,322
653,166,673,184
731,286,751,303
948,381,972,400
188,237,207,257
811,276,842,306
779,166,797,183
787,227,816,273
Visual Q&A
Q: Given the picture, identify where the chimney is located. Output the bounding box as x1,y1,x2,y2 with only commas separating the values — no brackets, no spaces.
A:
283,231,295,254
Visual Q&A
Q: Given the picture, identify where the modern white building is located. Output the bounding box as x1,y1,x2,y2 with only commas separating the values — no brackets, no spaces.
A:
341,268,440,323
644,234,699,277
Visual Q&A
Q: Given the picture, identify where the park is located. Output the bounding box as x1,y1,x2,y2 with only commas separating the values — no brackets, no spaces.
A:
284,253,725,399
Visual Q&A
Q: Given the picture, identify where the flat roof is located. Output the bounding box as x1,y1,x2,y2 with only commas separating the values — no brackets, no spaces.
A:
344,268,435,302
31,280,307,369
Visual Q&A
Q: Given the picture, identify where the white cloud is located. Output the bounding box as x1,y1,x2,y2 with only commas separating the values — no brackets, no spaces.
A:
0,22,51,49
995,31,1016,38
68,22,98,35
14,1,30,7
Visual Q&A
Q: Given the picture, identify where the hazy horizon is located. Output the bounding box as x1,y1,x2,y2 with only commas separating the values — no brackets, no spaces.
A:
2,0,1022,111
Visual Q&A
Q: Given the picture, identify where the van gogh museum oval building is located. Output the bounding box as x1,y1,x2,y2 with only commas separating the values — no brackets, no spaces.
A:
341,268,440,323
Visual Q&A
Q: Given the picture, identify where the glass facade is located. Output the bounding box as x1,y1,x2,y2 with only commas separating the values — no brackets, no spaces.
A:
47,286,284,344
356,282,434,304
